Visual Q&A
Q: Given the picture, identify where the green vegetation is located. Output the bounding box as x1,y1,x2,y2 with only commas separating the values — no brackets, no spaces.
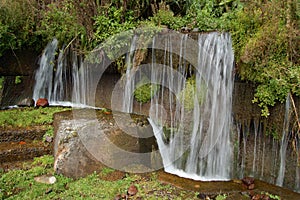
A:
0,155,283,199
215,194,227,200
134,76,160,103
0,107,69,143
178,77,207,110
0,155,200,199
229,0,300,117
0,107,69,128
0,0,299,117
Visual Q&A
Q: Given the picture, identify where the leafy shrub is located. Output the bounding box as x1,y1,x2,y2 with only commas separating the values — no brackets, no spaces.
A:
36,2,87,50
94,6,137,43
0,0,38,56
232,1,300,117
150,9,186,30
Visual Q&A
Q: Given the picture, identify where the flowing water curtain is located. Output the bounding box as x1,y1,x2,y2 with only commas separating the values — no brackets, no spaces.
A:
145,32,235,180
33,39,95,106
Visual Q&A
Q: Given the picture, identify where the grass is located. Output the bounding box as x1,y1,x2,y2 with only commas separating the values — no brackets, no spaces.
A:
0,155,199,199
0,107,70,128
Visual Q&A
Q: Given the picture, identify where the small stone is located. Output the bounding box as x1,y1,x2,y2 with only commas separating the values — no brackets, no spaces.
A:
248,183,255,190
242,176,255,186
36,98,49,107
34,175,56,184
127,184,138,196
17,98,35,107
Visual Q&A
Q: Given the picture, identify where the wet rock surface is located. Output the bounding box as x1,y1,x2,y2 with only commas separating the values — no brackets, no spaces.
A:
242,177,255,190
53,109,158,179
158,172,300,200
17,98,35,107
36,98,49,107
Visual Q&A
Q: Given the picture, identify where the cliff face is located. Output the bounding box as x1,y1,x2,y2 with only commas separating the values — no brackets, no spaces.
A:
0,50,39,76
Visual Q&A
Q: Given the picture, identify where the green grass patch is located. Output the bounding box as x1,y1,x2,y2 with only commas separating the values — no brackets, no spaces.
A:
0,155,199,200
0,107,70,128
134,76,160,104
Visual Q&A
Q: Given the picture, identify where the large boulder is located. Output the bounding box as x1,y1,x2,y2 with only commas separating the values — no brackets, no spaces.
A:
36,98,49,107
53,109,159,179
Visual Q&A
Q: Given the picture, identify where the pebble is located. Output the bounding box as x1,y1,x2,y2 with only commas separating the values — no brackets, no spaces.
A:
34,175,56,184
127,184,138,196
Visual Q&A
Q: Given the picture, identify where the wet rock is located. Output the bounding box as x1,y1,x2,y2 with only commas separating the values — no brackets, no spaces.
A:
36,98,49,107
242,176,255,189
17,98,35,107
53,110,156,179
127,184,138,196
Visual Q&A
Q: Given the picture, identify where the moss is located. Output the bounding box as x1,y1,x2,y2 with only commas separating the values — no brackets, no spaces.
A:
0,107,70,128
134,76,160,103
178,77,207,111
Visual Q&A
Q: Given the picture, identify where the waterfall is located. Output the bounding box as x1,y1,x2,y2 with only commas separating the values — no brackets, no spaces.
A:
276,94,291,186
151,32,234,180
32,39,93,107
33,39,58,102
122,35,138,113
120,31,234,180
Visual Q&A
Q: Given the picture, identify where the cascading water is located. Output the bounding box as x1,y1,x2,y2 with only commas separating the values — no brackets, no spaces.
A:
151,32,234,180
121,31,234,180
122,35,138,113
33,39,93,107
33,39,58,102
276,94,291,186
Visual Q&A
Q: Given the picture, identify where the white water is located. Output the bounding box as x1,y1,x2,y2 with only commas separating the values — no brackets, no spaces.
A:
121,32,234,180
33,39,94,108
276,94,291,186
122,35,138,113
33,39,58,102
